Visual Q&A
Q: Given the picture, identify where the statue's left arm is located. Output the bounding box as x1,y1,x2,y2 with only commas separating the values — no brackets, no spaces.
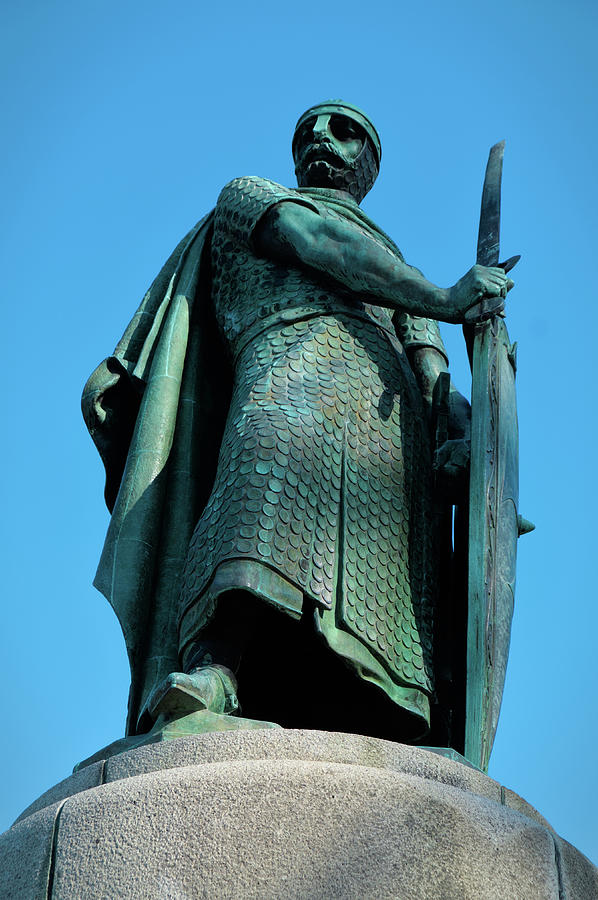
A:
404,343,470,440
392,312,471,496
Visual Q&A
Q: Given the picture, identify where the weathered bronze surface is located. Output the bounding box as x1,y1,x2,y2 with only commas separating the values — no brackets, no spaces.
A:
82,101,523,770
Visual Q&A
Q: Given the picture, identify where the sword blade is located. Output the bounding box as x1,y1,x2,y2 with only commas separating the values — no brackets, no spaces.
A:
477,140,505,267
464,140,506,367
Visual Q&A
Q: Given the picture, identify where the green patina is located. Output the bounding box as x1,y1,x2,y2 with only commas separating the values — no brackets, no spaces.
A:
82,101,526,771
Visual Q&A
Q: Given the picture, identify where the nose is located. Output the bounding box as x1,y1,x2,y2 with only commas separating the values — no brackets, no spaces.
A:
312,114,332,141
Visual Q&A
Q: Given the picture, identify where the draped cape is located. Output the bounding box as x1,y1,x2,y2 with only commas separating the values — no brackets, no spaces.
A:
82,213,232,734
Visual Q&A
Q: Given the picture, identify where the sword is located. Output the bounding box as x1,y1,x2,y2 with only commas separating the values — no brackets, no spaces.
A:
463,141,519,367
478,139,505,268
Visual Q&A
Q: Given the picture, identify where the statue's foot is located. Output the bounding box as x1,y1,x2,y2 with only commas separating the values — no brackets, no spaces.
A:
74,666,281,771
147,665,239,720
138,665,279,747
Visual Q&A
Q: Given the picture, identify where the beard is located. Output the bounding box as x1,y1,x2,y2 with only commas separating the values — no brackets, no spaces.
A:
294,138,379,202
295,140,350,189
301,158,341,187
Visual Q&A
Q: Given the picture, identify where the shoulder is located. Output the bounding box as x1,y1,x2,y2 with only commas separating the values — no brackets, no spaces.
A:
215,177,320,242
217,175,296,207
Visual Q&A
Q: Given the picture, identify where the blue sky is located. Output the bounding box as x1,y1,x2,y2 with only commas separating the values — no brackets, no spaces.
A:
2,0,597,863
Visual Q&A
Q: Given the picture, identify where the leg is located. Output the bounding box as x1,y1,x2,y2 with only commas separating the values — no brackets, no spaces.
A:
146,591,274,730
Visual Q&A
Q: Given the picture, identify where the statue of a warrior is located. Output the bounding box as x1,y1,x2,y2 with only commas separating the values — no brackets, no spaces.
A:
82,101,514,762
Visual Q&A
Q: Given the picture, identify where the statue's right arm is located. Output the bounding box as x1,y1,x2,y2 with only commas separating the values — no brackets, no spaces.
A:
254,201,511,325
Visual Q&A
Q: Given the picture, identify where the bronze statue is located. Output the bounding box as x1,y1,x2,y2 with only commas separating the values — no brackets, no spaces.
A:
82,101,515,765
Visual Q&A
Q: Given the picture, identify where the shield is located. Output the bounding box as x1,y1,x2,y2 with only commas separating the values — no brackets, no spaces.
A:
464,314,520,771
457,140,534,771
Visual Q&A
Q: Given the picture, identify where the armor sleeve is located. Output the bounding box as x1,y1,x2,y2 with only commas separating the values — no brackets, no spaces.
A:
393,311,449,363
215,176,319,248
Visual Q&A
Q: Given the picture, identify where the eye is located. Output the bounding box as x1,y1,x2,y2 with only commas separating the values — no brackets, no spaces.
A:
293,117,316,154
299,117,316,138
330,115,364,144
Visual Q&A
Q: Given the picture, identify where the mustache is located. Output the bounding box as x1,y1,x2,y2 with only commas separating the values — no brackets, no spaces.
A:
297,141,345,170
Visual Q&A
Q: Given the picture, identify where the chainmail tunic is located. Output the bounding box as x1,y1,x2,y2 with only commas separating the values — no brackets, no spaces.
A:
179,177,445,720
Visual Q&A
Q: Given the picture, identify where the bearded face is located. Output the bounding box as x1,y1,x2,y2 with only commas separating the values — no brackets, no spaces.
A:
293,112,379,203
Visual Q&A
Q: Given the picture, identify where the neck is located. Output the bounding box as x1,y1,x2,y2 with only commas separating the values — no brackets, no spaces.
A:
300,185,358,205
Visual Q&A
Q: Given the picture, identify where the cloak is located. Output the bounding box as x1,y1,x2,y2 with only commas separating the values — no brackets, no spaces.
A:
82,212,232,734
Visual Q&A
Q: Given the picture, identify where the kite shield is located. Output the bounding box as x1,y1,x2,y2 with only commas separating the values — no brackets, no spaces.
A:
464,315,520,772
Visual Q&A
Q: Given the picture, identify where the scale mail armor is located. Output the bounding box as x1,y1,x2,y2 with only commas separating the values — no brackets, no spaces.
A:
178,176,445,727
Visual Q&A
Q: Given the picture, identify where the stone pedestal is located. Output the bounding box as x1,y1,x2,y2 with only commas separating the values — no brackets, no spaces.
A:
2,730,596,898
